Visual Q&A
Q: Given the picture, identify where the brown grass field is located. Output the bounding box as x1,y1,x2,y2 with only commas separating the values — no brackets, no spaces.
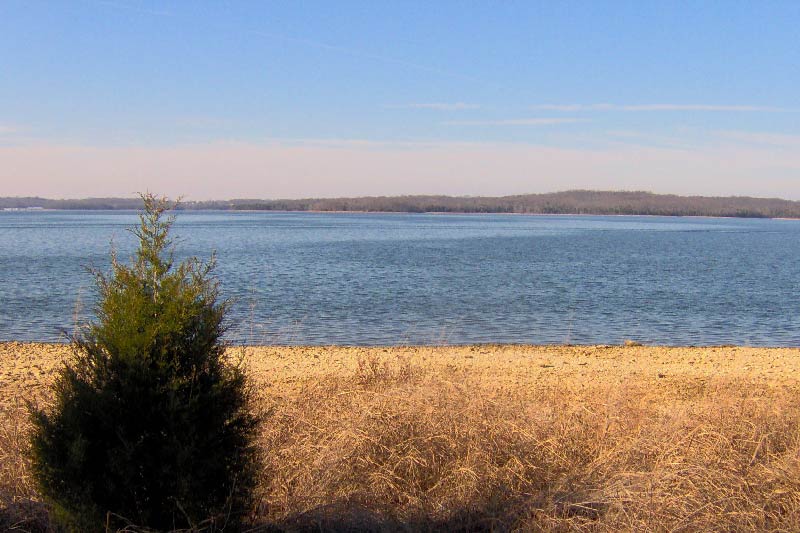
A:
2,342,800,531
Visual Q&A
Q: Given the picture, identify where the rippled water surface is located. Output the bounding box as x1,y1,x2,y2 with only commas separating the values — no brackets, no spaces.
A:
1,210,798,345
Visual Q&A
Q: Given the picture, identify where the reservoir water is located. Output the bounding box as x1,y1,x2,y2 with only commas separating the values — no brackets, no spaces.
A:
1,210,798,346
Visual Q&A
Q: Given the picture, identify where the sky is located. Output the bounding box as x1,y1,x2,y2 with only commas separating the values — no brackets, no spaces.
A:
1,1,799,200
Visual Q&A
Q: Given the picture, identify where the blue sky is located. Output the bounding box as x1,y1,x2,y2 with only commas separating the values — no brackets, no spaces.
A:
1,1,799,199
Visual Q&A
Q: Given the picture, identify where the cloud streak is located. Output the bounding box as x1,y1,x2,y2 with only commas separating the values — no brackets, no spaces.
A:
87,0,490,86
246,29,491,84
443,118,584,126
393,103,480,111
87,0,174,17
716,130,800,148
530,104,795,112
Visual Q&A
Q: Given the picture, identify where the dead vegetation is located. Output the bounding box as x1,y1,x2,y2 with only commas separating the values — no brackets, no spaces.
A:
0,399,48,532
3,348,800,531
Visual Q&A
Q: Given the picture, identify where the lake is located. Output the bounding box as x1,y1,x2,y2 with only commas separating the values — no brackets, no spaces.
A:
1,210,798,346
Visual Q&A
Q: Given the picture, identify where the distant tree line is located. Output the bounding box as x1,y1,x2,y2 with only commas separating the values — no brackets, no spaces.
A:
3,190,800,218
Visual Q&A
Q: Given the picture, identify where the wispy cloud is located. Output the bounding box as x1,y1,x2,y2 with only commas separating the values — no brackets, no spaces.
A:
604,129,646,138
443,118,584,126
87,0,173,17
247,29,489,84
717,130,800,148
87,0,488,86
175,116,237,129
530,104,795,112
530,104,594,112
392,103,480,111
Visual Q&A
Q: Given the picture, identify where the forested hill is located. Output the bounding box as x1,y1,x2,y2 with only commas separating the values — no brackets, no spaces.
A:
3,190,800,219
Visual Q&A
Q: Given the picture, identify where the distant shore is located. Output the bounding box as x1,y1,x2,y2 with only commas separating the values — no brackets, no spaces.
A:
5,207,800,223
4,189,800,219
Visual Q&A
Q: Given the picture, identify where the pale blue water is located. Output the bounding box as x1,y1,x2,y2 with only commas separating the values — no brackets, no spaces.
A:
1,210,798,346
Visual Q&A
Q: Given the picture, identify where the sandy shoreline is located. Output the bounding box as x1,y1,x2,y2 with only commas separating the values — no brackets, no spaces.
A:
3,342,800,408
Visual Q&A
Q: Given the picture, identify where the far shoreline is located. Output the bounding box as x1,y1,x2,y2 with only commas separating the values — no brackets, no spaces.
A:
5,190,800,219
4,207,799,221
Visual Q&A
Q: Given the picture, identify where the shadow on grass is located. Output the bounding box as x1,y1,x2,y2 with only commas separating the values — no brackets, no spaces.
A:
0,499,52,533
257,491,605,533
1,493,606,533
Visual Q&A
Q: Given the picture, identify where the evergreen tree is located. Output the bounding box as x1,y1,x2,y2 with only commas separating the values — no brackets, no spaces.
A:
29,194,259,532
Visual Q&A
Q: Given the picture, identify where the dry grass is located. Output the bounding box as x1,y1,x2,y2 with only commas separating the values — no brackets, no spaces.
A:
254,355,800,532
0,401,50,532
2,346,800,531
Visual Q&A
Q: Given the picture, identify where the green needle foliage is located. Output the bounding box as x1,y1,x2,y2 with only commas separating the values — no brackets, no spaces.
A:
29,194,260,532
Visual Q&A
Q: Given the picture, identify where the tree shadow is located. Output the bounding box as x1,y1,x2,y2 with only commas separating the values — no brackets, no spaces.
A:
0,498,53,533
259,491,607,532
